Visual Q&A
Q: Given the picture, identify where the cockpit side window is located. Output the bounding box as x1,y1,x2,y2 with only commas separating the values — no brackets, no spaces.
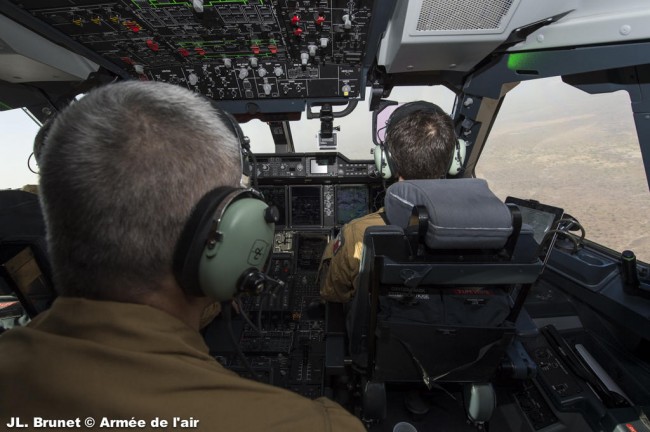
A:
478,77,650,263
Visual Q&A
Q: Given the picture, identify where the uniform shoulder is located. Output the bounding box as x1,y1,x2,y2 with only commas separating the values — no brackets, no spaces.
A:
345,209,385,229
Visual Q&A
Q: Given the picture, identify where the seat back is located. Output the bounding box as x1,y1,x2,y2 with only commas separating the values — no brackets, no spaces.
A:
0,190,56,317
347,179,543,384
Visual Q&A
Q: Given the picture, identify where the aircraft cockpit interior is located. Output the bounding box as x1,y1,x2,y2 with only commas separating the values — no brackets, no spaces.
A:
1,0,650,431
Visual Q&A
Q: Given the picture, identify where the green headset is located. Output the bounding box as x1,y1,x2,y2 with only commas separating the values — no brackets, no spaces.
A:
173,111,278,301
374,101,466,179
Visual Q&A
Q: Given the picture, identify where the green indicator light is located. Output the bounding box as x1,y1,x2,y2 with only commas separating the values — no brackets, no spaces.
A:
507,52,539,71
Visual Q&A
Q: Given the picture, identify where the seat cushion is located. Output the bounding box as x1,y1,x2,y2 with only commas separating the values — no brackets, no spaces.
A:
385,179,513,249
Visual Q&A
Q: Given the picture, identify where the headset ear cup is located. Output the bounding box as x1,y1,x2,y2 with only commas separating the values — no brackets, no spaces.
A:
448,138,467,176
374,144,392,179
173,187,237,297
198,195,275,301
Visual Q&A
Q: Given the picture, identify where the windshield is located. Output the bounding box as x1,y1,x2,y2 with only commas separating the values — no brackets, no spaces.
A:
3,79,647,263
477,77,650,262
243,86,456,160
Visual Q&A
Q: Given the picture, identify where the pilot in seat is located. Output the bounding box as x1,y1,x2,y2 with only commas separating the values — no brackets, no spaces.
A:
318,101,459,302
0,81,364,431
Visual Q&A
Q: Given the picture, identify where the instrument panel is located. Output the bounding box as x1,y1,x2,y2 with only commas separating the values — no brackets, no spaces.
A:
9,0,377,101
205,152,382,399
255,153,382,227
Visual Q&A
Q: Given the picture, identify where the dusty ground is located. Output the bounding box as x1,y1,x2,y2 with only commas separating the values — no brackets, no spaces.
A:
475,80,650,262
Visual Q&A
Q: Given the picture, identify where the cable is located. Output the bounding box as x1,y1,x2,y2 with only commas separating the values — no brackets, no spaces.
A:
536,217,586,258
253,277,284,331
555,218,585,242
222,302,260,381
235,297,261,336
27,153,39,174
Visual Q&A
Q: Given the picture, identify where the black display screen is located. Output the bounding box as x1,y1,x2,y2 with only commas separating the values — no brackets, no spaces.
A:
290,186,322,226
258,186,287,226
337,185,369,224
505,197,564,245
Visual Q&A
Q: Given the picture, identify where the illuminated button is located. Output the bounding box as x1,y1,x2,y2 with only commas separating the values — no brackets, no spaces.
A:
268,44,278,54
342,84,351,97
315,15,325,26
293,27,303,37
146,39,159,51
251,45,260,55
291,15,300,26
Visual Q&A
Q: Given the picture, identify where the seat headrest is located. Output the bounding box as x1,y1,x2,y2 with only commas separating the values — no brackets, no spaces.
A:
385,179,513,249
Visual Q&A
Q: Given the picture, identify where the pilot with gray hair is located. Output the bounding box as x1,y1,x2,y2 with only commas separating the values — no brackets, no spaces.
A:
0,81,364,431
319,101,460,302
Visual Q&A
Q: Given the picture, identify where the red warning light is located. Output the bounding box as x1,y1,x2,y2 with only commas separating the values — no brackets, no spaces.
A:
293,27,303,37
251,45,260,55
268,45,278,54
178,48,190,57
146,39,159,51
315,15,325,26
291,15,300,26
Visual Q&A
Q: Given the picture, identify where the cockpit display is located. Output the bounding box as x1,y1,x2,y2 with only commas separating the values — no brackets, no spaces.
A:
337,185,370,225
290,186,322,226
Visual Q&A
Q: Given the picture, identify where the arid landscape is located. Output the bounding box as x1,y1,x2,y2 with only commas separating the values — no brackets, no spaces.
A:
475,79,650,261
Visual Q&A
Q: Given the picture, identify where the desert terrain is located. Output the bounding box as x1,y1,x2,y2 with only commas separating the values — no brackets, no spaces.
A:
475,79,650,262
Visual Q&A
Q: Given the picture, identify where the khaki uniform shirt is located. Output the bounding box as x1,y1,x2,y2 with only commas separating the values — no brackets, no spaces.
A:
319,210,386,303
0,298,364,431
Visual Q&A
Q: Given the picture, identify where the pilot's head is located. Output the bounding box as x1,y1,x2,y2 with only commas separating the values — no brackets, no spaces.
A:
385,101,457,180
39,81,242,304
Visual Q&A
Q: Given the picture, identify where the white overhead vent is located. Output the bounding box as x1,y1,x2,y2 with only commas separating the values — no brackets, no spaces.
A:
416,0,515,32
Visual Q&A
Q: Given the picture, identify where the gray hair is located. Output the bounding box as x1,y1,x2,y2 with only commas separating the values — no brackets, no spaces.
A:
39,81,242,299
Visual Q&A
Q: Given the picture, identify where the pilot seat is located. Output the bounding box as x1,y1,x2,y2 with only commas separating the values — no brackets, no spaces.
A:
0,189,56,320
333,179,543,428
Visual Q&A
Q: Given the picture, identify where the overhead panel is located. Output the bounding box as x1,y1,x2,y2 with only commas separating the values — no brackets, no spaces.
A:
6,0,377,102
